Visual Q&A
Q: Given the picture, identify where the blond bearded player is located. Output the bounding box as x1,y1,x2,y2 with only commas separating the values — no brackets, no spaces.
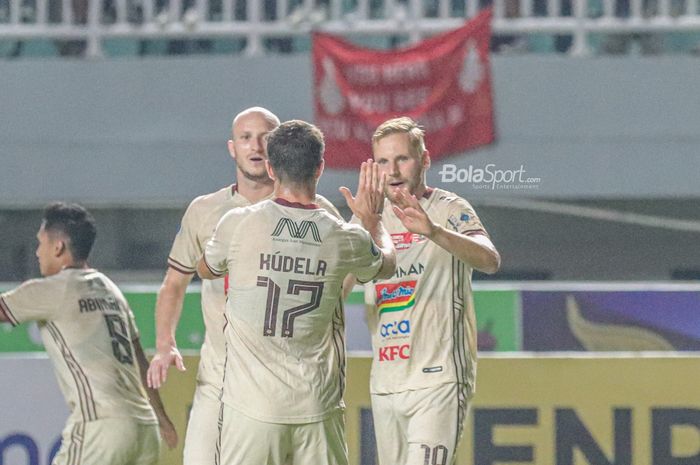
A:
345,117,501,465
198,120,396,465
0,203,177,465
146,107,342,464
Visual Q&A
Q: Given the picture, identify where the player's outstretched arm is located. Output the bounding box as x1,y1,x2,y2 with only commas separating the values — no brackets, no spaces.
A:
340,159,397,279
392,190,501,274
134,337,178,449
147,268,191,389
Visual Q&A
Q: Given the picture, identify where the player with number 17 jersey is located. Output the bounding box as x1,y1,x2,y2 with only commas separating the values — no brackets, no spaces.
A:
204,198,384,423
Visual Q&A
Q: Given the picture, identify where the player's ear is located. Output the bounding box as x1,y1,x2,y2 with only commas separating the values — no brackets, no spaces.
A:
265,160,277,182
54,239,66,258
422,150,431,170
227,139,236,160
316,159,325,180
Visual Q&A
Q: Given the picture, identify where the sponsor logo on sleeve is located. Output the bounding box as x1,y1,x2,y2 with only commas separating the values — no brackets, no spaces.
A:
449,212,475,231
375,281,417,315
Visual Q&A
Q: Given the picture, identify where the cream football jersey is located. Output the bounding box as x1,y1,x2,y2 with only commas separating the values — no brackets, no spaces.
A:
204,198,383,423
0,269,157,426
363,188,488,396
167,184,341,390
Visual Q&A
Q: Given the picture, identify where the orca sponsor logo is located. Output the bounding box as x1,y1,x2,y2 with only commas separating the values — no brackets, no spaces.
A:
380,319,411,338
422,366,443,373
378,344,410,361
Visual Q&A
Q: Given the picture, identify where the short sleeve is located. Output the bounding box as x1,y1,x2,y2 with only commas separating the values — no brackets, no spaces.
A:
167,200,202,274
0,278,62,326
446,198,488,237
203,212,234,277
345,225,384,284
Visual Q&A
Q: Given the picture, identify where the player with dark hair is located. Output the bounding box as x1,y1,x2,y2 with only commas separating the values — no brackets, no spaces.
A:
146,107,343,464
345,116,501,465
197,120,396,465
0,202,177,465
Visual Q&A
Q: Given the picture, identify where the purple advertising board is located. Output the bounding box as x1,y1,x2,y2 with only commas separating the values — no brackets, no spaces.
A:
522,291,700,351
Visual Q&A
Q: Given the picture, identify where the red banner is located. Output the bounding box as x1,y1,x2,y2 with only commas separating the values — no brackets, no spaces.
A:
312,9,495,169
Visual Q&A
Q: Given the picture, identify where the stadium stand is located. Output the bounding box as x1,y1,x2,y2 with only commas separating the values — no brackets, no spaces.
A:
1,0,700,58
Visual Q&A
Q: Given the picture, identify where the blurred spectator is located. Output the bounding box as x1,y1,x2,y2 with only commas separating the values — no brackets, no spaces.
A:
165,0,213,54
601,0,663,55
49,0,89,56
535,0,572,53
483,0,529,53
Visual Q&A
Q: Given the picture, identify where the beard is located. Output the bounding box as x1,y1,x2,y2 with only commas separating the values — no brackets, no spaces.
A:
239,166,273,184
385,178,418,204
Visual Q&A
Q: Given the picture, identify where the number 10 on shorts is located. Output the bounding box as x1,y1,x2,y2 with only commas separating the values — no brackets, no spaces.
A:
421,444,448,465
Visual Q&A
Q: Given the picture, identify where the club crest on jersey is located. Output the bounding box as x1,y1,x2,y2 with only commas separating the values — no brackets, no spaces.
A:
375,281,417,314
391,232,427,251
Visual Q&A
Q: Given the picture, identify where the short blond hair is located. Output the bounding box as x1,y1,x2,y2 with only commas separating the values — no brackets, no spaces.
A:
372,117,426,158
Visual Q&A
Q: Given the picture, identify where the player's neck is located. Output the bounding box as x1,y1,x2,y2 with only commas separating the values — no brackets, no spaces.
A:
274,183,316,205
63,259,88,270
412,183,429,200
236,176,274,203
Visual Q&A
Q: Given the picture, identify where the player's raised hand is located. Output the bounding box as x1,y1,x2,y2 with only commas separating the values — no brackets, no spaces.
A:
339,159,386,225
147,346,186,389
392,189,437,238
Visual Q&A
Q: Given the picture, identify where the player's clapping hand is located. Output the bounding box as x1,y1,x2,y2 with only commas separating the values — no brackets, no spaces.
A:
392,189,437,238
339,159,386,227
147,346,186,389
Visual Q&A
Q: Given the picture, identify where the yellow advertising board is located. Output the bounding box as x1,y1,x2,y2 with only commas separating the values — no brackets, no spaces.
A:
158,355,700,465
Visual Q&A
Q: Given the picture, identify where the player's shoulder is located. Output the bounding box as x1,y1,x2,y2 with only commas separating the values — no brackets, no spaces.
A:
431,187,467,204
337,221,372,243
430,187,476,211
185,185,233,215
219,198,271,224
10,271,69,298
313,194,343,220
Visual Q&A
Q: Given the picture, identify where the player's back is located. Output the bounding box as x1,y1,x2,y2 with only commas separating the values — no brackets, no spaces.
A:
2,268,157,426
206,198,382,424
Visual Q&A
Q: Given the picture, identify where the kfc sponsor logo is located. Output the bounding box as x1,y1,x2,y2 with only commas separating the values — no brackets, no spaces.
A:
378,344,410,361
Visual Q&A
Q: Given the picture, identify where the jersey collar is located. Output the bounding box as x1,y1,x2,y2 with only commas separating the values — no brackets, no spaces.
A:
274,198,319,210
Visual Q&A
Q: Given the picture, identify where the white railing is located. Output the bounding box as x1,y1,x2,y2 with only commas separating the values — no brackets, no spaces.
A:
1,0,699,57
